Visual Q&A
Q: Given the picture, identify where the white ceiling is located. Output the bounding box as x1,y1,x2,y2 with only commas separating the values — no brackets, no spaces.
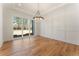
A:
3,3,66,16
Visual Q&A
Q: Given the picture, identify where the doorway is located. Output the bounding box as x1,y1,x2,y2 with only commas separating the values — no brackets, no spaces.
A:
12,16,34,39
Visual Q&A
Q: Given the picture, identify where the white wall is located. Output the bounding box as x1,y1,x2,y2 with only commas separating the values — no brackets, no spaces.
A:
34,20,41,35
3,3,79,45
40,4,79,45
3,7,39,42
0,4,3,48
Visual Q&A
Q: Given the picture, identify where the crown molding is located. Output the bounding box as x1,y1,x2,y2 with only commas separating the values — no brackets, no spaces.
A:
42,4,67,16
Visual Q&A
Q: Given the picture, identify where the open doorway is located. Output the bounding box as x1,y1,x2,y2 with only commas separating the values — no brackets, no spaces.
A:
12,16,34,39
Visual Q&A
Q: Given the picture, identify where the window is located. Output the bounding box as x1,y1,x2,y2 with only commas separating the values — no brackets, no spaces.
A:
12,16,34,38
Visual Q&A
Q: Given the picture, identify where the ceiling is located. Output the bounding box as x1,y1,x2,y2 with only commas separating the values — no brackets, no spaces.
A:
3,3,66,16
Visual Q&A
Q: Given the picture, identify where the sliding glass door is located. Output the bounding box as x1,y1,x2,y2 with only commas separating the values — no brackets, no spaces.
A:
23,19,33,36
12,16,34,39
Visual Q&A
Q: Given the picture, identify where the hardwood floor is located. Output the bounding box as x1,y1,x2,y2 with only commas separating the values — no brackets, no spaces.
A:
0,36,79,56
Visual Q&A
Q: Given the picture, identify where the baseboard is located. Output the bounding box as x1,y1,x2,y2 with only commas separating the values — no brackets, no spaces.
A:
39,35,79,46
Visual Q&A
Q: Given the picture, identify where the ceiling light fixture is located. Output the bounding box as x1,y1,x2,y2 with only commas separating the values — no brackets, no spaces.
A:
33,3,44,20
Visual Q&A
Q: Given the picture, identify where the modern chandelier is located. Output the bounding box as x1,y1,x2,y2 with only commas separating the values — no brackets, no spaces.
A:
33,3,44,20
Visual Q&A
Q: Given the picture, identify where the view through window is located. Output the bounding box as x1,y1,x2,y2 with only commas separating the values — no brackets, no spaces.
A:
12,16,34,38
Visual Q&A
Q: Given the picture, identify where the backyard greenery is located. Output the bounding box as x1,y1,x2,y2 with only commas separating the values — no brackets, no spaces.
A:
12,16,33,37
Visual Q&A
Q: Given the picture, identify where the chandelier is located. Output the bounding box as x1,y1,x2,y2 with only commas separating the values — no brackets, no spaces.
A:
33,3,44,20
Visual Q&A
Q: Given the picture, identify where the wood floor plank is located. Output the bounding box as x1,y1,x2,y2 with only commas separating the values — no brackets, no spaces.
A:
0,36,79,56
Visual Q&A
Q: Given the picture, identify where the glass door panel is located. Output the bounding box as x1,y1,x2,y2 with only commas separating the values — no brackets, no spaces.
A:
12,16,34,39
12,16,23,38
23,19,33,36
